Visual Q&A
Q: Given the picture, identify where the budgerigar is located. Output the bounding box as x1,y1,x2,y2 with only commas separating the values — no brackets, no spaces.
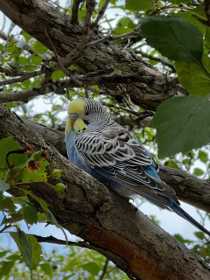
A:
65,98,210,236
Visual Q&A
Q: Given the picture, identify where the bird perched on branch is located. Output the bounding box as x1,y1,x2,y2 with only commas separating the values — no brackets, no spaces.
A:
65,98,210,236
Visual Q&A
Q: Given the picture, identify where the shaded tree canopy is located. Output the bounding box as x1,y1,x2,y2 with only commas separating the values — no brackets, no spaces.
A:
0,0,210,279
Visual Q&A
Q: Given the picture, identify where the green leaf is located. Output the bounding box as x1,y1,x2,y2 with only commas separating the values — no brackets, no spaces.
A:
193,168,204,177
0,137,27,182
176,62,210,96
47,209,68,243
0,195,15,211
141,16,203,62
174,233,192,244
0,250,9,258
25,191,48,212
203,28,210,73
126,0,152,11
21,158,49,183
31,41,48,54
0,261,15,277
195,231,205,240
178,8,206,35
0,137,20,169
164,160,179,169
10,230,32,269
113,17,135,35
29,235,42,268
10,229,41,270
153,96,210,157
82,262,100,275
40,262,53,277
198,150,208,163
18,56,29,65
31,55,42,65
21,31,31,42
23,204,38,224
51,70,65,81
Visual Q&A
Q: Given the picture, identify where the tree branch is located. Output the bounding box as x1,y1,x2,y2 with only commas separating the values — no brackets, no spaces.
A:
0,72,181,104
0,106,210,279
136,50,176,72
84,0,96,29
26,120,210,214
0,0,185,110
94,0,110,27
98,258,109,280
30,234,93,249
0,70,43,86
71,0,83,24
204,0,210,26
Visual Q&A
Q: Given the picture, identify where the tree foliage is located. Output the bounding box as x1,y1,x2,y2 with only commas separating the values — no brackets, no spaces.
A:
0,0,210,279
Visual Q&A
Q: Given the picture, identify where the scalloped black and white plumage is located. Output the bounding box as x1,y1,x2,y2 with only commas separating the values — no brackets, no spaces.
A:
65,98,210,236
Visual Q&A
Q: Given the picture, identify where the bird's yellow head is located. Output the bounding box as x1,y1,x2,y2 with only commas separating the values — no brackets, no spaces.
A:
65,98,87,134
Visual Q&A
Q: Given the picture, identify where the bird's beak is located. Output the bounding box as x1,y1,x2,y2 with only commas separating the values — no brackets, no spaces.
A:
69,113,79,120
67,113,79,131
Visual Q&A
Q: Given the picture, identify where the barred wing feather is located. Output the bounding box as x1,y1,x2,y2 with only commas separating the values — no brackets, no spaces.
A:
74,126,161,190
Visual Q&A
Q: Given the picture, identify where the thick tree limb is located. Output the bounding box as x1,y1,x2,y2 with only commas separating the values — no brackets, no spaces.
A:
27,121,210,214
0,106,210,280
0,72,179,104
0,1,210,279
0,0,185,110
160,166,210,213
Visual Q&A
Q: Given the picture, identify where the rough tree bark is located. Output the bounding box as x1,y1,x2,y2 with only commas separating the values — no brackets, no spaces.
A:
0,1,210,279
29,121,210,214
1,107,210,280
0,0,184,109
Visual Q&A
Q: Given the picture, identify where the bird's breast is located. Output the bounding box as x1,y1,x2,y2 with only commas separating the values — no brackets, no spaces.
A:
65,132,91,174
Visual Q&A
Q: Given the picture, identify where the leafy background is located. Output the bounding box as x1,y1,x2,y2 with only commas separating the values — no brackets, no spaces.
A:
0,0,210,278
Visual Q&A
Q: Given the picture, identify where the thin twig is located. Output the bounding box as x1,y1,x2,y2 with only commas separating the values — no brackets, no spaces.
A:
0,70,43,86
204,0,210,26
94,0,110,27
98,258,109,280
135,50,175,71
30,234,94,250
0,75,83,103
0,224,12,234
44,28,67,73
0,66,36,77
71,0,83,24
86,31,138,47
84,0,96,30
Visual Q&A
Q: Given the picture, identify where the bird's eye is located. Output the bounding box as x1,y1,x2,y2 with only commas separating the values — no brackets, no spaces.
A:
84,119,89,125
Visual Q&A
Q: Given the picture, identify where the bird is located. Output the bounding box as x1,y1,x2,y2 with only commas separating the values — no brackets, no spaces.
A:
65,98,210,237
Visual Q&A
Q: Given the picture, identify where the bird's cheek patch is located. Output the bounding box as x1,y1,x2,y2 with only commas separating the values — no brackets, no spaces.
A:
73,118,87,133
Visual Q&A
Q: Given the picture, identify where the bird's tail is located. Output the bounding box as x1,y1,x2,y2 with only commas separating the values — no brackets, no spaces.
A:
169,200,210,237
